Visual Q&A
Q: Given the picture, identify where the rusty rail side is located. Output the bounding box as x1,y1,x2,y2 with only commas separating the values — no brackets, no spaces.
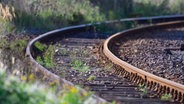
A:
103,21,184,103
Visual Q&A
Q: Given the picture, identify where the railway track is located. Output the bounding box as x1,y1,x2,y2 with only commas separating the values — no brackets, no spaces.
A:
50,35,174,104
26,15,184,104
104,21,184,103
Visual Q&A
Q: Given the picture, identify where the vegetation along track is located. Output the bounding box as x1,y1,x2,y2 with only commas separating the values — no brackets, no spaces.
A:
104,21,184,103
26,15,184,104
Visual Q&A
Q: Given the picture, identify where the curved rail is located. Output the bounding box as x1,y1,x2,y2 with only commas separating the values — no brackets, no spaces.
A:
26,25,109,104
26,15,184,103
103,21,184,102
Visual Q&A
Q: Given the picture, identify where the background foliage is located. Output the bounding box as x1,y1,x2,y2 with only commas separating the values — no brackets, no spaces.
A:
0,0,104,33
0,0,184,34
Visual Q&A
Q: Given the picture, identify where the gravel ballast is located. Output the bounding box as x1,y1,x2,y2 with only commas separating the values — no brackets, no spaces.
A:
115,26,184,85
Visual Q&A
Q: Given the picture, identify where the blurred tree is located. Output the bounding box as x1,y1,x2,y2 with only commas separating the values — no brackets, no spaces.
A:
123,0,133,17
90,0,133,19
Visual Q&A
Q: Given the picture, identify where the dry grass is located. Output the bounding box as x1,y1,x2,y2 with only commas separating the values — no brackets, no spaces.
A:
0,3,15,21
0,3,14,36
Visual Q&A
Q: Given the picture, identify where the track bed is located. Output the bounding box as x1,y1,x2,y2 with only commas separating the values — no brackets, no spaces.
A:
48,32,175,103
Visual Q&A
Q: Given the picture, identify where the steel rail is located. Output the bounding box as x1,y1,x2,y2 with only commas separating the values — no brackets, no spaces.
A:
26,25,108,104
101,14,184,24
26,15,184,103
103,21,184,103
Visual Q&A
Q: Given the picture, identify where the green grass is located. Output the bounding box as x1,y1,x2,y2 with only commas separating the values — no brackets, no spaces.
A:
10,39,28,53
35,44,56,68
2,0,184,34
5,0,105,32
43,45,55,68
0,70,58,104
87,75,96,81
34,41,47,52
0,37,28,54
161,94,172,101
0,17,14,36
70,59,90,72
137,84,148,98
0,70,97,104
170,0,184,14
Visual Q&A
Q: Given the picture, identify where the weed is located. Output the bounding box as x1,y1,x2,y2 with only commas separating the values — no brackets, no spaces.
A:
87,75,96,81
161,94,172,101
58,48,67,55
104,63,113,70
55,44,67,55
0,37,28,54
35,44,55,68
62,49,67,55
34,41,47,52
43,45,55,68
0,38,8,48
36,56,44,65
70,59,90,72
138,84,148,98
0,18,14,36
138,84,143,91
71,59,83,68
10,39,28,52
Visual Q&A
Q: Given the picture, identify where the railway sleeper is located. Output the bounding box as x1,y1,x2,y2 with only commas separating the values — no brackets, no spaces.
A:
114,67,184,102
113,62,184,102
